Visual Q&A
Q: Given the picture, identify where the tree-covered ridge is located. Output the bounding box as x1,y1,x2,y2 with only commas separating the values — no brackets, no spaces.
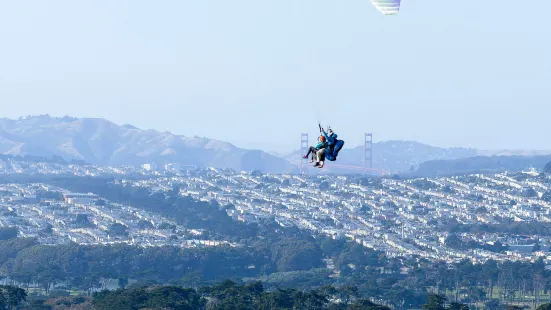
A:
414,155,551,177
0,234,333,293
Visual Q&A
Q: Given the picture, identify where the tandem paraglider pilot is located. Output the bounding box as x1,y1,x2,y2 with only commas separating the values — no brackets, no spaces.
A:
313,127,344,168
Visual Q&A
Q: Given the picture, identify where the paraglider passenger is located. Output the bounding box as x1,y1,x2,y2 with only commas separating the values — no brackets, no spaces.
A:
314,148,325,168
302,135,327,163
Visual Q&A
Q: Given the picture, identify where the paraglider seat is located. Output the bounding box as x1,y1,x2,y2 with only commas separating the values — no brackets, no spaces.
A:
326,139,344,162
333,139,344,154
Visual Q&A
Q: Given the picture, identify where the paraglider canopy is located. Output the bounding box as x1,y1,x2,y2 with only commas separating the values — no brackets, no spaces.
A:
369,0,401,16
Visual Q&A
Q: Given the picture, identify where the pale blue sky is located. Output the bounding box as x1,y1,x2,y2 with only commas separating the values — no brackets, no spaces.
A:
1,1,550,152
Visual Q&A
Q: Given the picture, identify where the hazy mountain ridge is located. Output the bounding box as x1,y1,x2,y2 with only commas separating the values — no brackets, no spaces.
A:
413,154,551,177
339,140,480,172
3,115,551,175
0,115,295,173
477,149,551,156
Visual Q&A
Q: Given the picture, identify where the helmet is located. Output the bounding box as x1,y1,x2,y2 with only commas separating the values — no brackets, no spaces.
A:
320,135,326,142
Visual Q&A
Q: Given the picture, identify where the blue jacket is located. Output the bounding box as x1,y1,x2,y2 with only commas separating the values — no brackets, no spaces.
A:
323,132,338,146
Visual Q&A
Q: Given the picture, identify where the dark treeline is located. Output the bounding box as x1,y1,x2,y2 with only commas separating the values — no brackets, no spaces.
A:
91,281,390,310
11,281,551,310
0,237,263,294
5,234,551,308
15,281,394,310
22,284,551,310
445,220,551,237
405,259,551,307
445,234,509,253
0,233,333,293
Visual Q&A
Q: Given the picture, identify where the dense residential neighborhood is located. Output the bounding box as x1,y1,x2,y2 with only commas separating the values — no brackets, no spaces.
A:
2,157,551,266
0,183,232,249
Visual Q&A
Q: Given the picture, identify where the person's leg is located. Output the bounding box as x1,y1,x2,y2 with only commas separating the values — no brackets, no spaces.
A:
303,146,316,159
318,150,326,168
309,147,318,162
314,148,325,166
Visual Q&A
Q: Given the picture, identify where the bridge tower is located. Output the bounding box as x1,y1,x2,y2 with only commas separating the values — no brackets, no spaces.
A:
300,133,309,175
364,133,373,175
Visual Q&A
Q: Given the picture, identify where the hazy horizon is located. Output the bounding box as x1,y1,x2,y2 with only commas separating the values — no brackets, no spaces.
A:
1,0,550,152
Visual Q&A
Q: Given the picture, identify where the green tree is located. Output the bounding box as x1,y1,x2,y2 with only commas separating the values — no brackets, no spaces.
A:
319,181,330,190
537,304,551,310
422,294,446,310
108,223,129,237
533,241,542,252
0,228,18,241
337,286,359,305
347,299,391,310
0,285,27,310
523,187,538,198
484,299,503,310
447,302,469,310
118,277,128,289
445,234,464,250
271,239,323,272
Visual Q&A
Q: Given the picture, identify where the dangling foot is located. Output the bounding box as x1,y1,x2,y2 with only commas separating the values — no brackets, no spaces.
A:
309,159,314,163
302,155,308,159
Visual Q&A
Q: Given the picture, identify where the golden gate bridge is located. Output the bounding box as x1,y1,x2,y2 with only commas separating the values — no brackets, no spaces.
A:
298,132,390,176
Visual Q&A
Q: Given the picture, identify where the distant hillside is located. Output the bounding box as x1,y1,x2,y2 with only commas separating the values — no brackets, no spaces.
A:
0,115,296,173
340,141,479,173
412,154,551,177
477,149,551,156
